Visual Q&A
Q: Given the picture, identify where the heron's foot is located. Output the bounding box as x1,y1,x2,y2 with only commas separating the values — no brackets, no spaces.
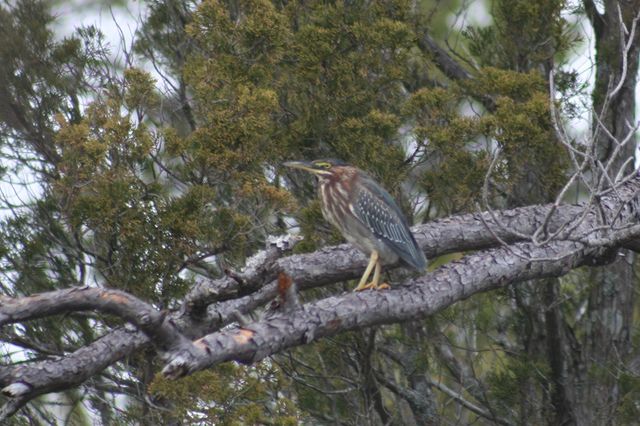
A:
354,282,391,291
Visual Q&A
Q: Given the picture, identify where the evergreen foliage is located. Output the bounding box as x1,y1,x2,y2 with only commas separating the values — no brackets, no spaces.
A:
0,0,638,424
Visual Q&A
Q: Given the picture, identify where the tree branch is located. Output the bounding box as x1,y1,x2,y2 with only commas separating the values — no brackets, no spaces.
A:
425,376,513,426
2,176,640,417
161,238,614,379
0,287,190,355
417,32,472,81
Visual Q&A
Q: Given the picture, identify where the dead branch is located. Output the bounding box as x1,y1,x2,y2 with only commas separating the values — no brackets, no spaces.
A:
1,175,640,419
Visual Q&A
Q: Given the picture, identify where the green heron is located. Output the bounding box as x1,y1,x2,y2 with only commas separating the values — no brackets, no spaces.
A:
284,159,427,291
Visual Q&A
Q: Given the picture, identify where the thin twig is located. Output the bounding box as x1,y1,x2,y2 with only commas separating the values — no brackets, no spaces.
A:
609,7,640,99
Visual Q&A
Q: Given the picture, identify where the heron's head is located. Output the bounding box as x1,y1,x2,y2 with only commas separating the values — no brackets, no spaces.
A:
282,159,348,178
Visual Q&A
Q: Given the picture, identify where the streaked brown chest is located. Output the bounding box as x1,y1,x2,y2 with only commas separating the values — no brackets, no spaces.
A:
318,168,355,231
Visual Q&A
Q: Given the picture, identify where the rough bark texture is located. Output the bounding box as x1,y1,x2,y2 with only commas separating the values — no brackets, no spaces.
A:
581,1,640,423
1,174,640,419
160,239,618,379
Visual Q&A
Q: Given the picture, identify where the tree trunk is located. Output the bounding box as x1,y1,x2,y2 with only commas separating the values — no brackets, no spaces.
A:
579,1,640,423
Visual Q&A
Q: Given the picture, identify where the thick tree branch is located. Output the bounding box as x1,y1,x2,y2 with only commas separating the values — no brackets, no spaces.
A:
161,175,640,376
184,203,588,310
161,239,613,379
0,328,143,419
417,32,472,81
0,287,158,329
415,32,500,111
0,287,191,356
0,288,200,420
1,176,640,417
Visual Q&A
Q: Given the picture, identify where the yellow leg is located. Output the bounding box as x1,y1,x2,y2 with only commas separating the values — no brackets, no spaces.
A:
359,260,391,291
354,250,378,291
371,260,381,288
371,261,390,290
354,252,391,291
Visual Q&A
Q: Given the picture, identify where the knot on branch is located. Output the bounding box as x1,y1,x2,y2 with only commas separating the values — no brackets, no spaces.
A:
266,272,299,314
1,382,31,398
161,355,191,380
183,234,302,315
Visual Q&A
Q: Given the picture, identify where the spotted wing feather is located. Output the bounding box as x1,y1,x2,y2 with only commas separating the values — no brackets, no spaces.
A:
350,174,427,270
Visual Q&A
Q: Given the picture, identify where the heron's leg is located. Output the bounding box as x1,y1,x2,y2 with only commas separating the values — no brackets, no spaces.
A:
356,256,391,291
372,260,390,290
354,250,378,292
371,260,381,287
358,260,391,290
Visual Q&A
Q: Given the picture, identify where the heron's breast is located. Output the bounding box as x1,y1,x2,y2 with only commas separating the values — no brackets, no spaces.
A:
318,179,350,231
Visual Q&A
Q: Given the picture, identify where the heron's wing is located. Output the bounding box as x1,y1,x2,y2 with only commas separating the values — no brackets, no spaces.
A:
349,174,427,270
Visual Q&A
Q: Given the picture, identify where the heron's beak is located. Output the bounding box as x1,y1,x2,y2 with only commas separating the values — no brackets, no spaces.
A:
283,161,318,174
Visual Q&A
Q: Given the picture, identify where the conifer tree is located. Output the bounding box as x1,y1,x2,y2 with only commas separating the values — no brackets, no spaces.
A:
0,0,639,424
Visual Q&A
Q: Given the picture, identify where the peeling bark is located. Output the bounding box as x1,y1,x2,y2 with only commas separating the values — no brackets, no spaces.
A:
581,2,640,423
1,175,640,419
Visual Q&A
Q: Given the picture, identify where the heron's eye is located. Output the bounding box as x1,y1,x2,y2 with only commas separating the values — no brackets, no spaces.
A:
315,161,331,169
